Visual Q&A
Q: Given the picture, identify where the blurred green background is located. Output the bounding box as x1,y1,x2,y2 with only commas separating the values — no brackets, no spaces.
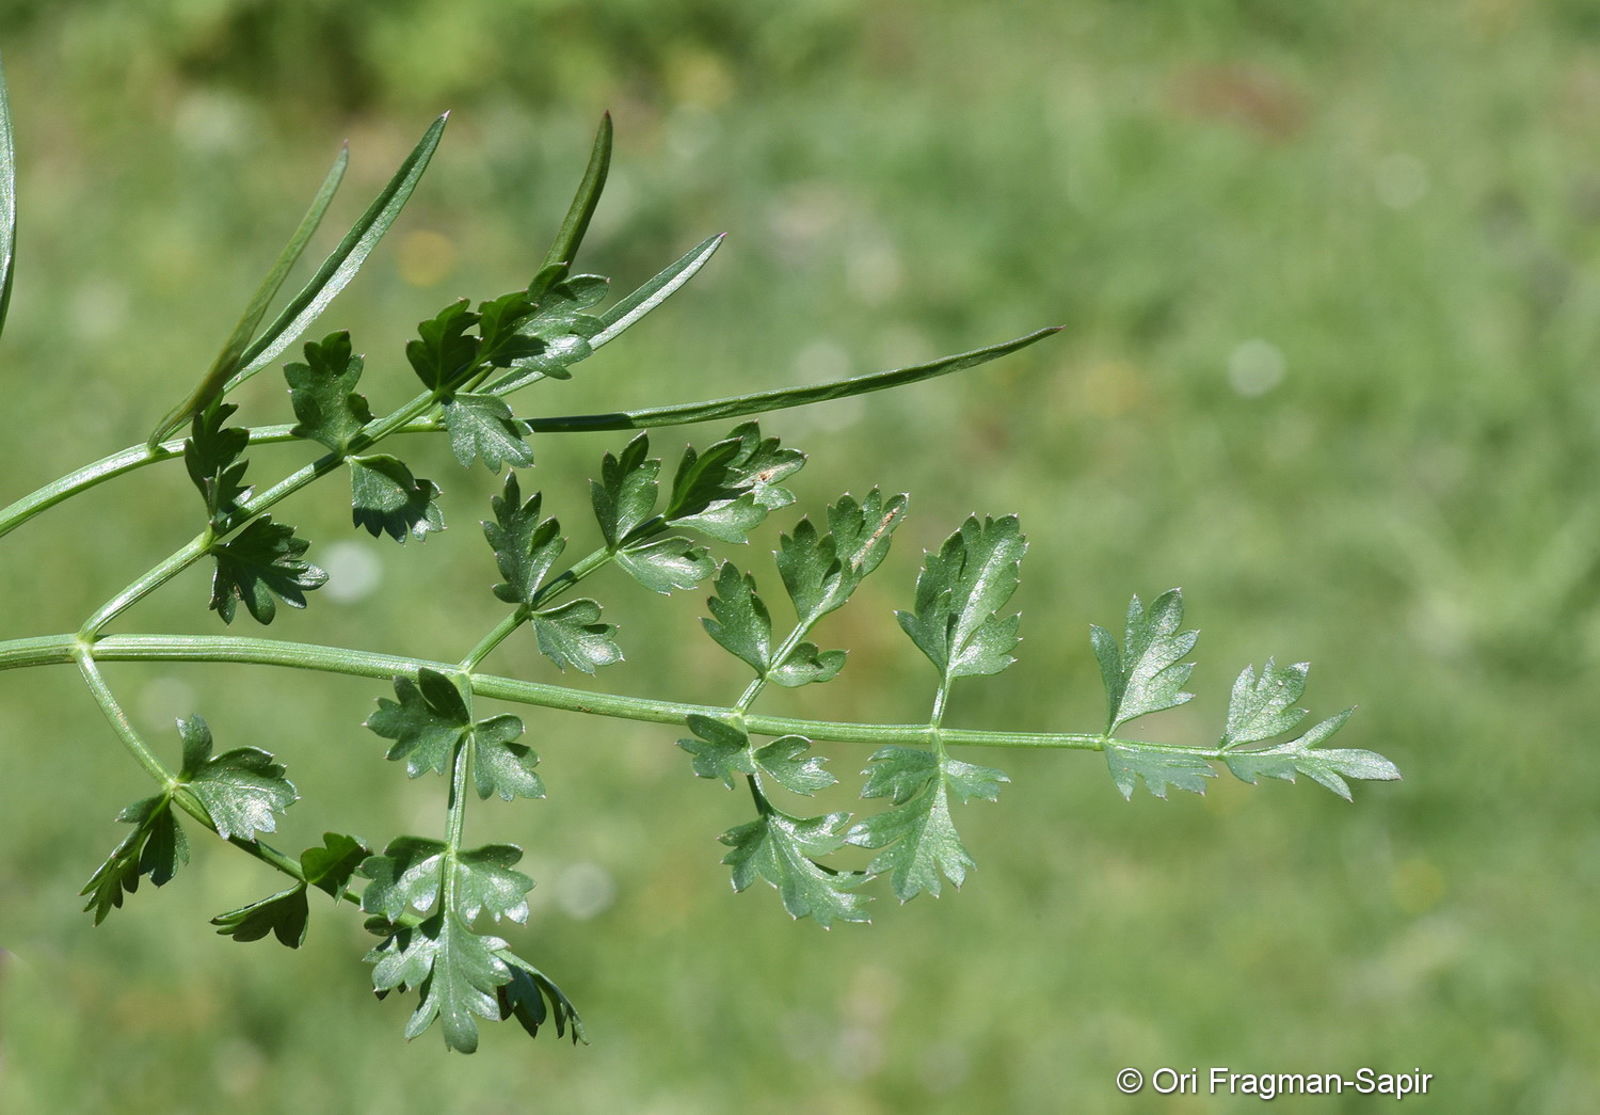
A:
2,2,1597,1111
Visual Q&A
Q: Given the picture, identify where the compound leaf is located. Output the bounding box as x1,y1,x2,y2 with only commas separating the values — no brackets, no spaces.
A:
80,794,188,924
209,516,327,625
1092,589,1198,732
846,746,1007,900
701,562,772,674
1104,744,1217,801
210,884,309,947
284,331,372,454
897,515,1026,680
349,454,445,542
1223,710,1399,801
531,599,622,674
483,472,564,606
720,808,868,928
441,392,534,473
176,715,298,840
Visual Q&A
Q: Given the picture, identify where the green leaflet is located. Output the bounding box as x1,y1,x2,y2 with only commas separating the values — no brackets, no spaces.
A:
778,489,908,625
483,472,565,606
496,955,587,1045
442,393,534,473
897,514,1026,680
720,808,868,928
531,599,623,674
80,794,188,924
1104,654,1399,802
1221,658,1310,748
846,746,1008,901
614,536,713,595
701,562,773,674
177,714,298,840
476,275,607,393
365,669,542,800
299,832,371,899
587,233,724,350
540,112,611,274
663,422,804,540
366,913,513,1054
285,331,372,454
221,114,448,397
591,433,661,548
210,885,310,948
1105,746,1218,801
677,715,834,795
185,402,252,530
407,299,481,390
349,454,445,542
208,517,328,625
1223,710,1399,801
1092,589,1197,732
360,837,539,1051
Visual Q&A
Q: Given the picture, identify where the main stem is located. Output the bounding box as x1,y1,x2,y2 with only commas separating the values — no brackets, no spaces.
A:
0,631,1198,754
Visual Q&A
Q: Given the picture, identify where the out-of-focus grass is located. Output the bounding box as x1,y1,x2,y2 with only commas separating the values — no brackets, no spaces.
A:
2,3,1598,1111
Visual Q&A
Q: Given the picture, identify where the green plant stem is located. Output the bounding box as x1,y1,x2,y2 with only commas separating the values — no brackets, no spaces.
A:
0,328,1060,542
458,546,614,669
73,643,315,888
73,644,175,788
77,388,443,636
0,631,1207,756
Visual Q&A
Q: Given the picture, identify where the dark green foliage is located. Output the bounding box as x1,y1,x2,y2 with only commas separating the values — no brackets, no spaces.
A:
441,393,534,472
79,795,188,924
285,331,372,454
365,669,473,778
208,517,327,624
210,885,310,947
483,472,564,605
185,402,252,530
531,599,621,674
349,454,444,542
177,715,297,840
2,89,1404,1059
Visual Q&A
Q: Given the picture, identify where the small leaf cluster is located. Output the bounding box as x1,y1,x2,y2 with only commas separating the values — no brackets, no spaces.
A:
1093,591,1401,801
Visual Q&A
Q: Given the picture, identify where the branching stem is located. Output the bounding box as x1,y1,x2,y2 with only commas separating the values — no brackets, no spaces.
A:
0,631,1203,755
